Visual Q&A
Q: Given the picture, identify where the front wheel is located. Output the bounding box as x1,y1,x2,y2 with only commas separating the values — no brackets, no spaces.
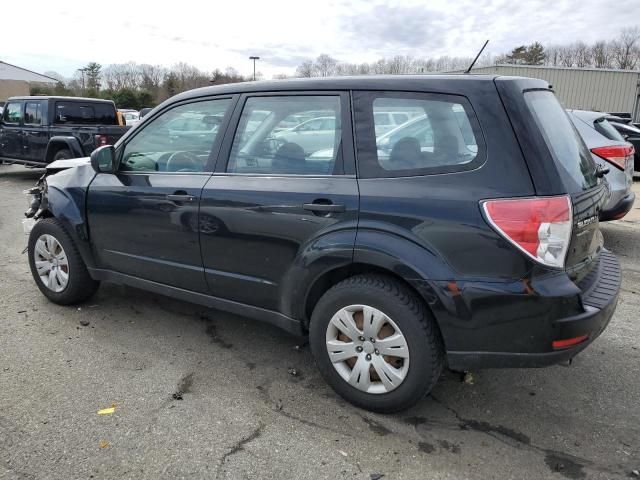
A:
28,218,99,304
309,275,444,413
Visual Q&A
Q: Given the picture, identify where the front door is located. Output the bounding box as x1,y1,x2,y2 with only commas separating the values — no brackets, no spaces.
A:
199,92,359,314
0,101,24,160
22,101,49,163
87,96,234,293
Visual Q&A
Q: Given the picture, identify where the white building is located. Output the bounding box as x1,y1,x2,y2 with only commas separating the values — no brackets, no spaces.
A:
0,61,58,102
467,64,640,121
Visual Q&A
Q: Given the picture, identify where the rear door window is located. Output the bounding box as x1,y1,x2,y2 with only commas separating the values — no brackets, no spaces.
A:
525,91,597,191
353,92,484,178
225,95,342,175
24,102,43,125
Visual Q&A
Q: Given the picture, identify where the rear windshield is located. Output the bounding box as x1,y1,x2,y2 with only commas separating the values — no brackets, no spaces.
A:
54,101,117,125
594,118,625,142
525,91,597,191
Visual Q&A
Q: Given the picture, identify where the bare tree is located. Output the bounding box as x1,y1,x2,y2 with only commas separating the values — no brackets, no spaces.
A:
611,27,640,69
544,46,561,66
43,71,67,85
295,60,314,78
591,41,613,68
315,54,338,77
573,42,592,68
140,64,166,92
557,45,576,67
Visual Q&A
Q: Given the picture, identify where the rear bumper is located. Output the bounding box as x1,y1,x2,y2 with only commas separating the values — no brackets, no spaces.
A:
445,250,621,370
600,191,635,221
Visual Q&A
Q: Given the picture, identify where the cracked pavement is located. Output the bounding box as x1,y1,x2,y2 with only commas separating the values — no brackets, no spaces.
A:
1,166,639,479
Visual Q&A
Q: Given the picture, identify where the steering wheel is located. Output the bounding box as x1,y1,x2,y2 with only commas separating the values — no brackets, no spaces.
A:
165,151,201,172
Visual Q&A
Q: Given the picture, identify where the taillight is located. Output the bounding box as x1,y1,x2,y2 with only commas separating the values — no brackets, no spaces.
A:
95,134,109,147
482,196,572,268
591,144,634,170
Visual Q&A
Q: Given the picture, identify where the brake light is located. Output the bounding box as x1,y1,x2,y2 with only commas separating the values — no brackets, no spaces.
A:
483,196,572,268
591,145,634,170
95,134,109,147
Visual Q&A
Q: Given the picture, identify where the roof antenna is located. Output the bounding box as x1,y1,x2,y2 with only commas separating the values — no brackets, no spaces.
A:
464,40,489,74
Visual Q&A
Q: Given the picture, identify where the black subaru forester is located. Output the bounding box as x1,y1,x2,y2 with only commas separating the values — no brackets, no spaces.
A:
25,75,620,412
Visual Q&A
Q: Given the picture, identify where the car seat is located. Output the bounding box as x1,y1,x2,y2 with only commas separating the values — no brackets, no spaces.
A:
273,142,306,174
389,137,422,170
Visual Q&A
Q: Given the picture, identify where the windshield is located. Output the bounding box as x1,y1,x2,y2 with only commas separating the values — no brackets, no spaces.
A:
525,91,597,191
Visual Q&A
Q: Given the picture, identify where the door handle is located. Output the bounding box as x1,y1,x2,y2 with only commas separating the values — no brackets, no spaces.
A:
167,194,195,202
303,202,346,213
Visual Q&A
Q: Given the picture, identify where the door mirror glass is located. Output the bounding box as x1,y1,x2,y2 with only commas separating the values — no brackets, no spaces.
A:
91,145,115,173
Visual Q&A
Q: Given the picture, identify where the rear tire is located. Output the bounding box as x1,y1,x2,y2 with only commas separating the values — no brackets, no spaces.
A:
309,274,443,413
28,218,99,305
53,149,72,161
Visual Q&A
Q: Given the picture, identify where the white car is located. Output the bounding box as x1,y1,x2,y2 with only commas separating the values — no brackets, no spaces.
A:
273,116,338,154
121,111,140,126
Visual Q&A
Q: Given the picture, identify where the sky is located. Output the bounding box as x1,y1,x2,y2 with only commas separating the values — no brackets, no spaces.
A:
3,0,638,79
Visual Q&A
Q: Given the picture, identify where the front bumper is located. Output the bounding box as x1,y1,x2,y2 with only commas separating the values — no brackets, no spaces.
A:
446,250,621,370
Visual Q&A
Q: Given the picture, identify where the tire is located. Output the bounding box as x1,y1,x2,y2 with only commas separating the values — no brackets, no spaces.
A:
53,149,72,161
28,218,99,305
309,274,444,413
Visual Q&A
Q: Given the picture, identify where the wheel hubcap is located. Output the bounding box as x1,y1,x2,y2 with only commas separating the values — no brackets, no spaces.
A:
325,304,410,394
33,234,69,293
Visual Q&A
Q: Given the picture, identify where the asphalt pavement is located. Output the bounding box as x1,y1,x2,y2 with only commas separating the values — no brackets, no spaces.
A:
1,165,638,480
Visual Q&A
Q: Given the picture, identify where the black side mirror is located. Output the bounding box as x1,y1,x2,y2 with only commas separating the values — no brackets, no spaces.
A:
91,145,116,173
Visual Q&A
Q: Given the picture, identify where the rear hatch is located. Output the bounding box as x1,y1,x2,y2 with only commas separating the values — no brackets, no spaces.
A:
521,89,606,281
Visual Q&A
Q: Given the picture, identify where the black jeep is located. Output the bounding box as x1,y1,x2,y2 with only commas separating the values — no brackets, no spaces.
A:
0,96,126,167
24,76,620,412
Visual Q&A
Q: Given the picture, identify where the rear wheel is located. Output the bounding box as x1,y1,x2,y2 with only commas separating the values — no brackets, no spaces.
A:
52,149,72,161
309,274,443,413
28,218,99,304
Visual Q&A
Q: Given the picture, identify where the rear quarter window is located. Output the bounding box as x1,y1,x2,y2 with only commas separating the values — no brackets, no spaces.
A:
525,91,597,191
353,91,485,178
54,101,117,125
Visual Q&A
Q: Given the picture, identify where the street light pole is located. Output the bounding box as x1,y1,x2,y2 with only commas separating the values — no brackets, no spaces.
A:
249,56,260,81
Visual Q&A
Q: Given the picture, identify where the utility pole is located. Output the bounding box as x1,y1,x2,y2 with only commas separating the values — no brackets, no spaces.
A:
77,68,87,95
249,56,260,81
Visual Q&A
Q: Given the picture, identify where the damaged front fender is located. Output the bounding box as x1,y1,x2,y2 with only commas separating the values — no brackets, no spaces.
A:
24,162,97,268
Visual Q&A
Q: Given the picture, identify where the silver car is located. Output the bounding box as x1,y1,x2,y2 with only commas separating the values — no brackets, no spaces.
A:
567,109,635,221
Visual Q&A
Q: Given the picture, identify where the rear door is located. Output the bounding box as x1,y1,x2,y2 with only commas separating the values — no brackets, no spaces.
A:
22,100,48,163
87,96,234,293
0,101,24,160
199,92,358,313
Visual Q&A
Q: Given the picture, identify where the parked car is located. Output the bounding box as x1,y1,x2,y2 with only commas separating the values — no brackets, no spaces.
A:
567,110,635,220
138,107,153,118
607,119,640,172
0,96,127,166
273,116,338,155
373,110,421,135
120,110,139,126
24,76,620,413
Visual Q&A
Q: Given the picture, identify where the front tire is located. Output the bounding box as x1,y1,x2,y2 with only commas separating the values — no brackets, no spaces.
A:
309,274,444,413
28,218,99,304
